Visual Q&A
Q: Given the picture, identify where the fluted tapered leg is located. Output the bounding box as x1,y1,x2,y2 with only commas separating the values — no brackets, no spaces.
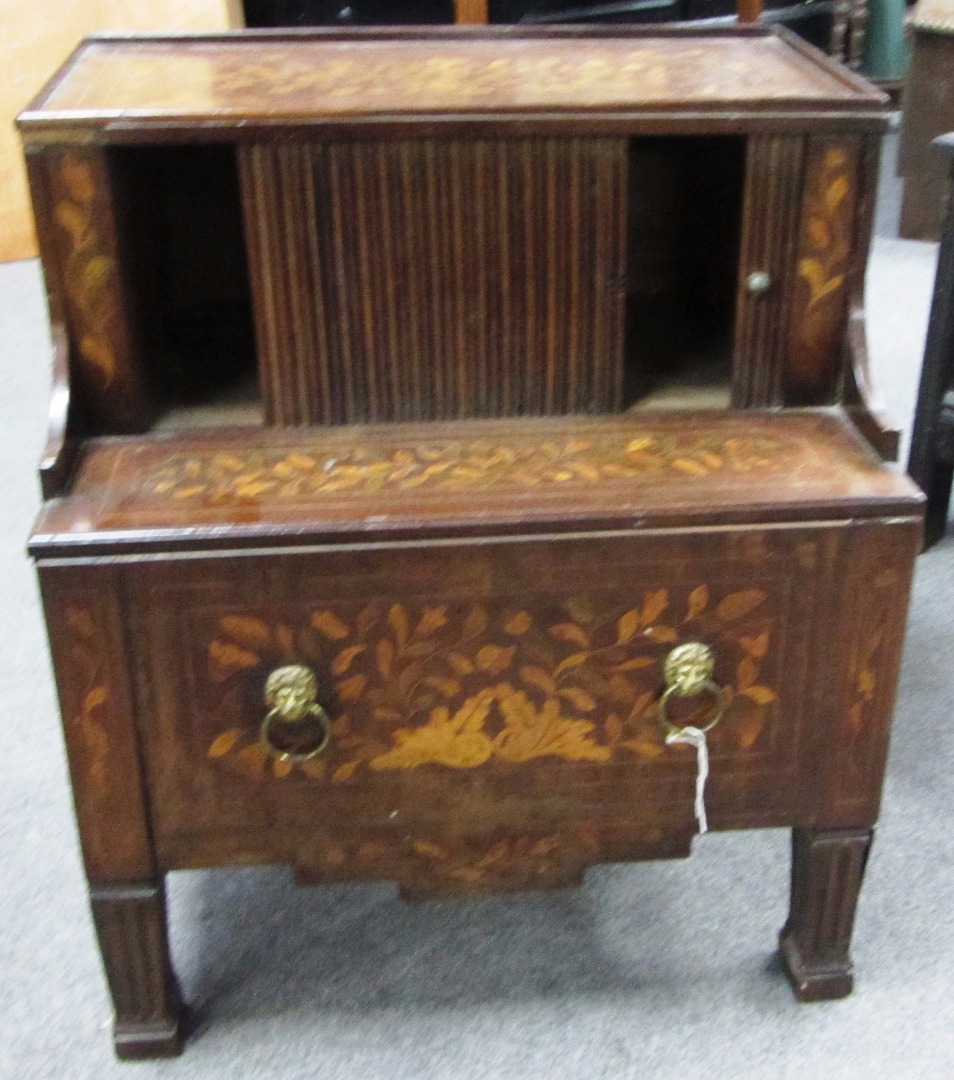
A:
89,880,183,1059
779,826,873,1002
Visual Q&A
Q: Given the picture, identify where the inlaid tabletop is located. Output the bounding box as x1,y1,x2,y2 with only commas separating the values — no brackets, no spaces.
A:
19,28,885,135
30,410,922,557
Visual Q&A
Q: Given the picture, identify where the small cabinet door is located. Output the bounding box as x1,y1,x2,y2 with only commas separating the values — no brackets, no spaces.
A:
733,133,871,409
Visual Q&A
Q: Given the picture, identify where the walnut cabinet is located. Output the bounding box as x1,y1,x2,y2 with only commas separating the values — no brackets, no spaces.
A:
20,26,923,1058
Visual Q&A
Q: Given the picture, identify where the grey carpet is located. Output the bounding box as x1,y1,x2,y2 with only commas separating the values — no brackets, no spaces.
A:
2,139,953,1079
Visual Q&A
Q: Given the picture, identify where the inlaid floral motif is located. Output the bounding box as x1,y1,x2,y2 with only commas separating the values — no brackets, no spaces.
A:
404,834,567,889
53,153,119,387
842,566,900,780
150,432,784,502
796,145,855,354
202,41,829,113
65,606,110,777
202,584,779,782
299,828,599,892
62,606,112,859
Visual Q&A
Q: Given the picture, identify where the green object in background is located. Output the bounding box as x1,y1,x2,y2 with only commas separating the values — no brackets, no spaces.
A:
863,0,910,80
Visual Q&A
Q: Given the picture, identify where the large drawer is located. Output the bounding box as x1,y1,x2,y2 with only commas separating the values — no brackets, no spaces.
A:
126,522,889,893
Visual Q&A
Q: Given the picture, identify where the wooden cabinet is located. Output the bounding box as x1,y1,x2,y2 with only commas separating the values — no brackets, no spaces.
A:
21,27,922,1058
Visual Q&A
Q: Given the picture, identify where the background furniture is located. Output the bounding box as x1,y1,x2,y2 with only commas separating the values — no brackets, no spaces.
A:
907,134,954,543
898,0,954,240
861,0,908,81
20,26,922,1057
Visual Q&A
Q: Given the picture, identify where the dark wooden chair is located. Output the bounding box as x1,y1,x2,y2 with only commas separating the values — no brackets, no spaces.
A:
907,133,954,547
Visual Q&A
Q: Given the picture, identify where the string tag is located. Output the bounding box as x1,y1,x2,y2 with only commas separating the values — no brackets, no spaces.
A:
665,725,709,834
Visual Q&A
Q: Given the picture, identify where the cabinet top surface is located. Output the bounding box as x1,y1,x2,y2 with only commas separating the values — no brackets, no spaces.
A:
31,410,921,558
20,27,885,136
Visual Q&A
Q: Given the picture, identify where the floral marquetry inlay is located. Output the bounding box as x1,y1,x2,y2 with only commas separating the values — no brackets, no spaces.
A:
202,584,780,782
797,148,852,318
151,432,784,503
60,604,114,864
35,37,867,126
64,606,111,789
792,141,859,392
311,830,596,893
52,154,119,387
208,44,809,109
839,564,904,800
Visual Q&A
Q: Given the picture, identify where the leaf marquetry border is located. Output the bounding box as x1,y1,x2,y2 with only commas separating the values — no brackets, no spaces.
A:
148,431,785,503
794,142,857,370
52,153,120,388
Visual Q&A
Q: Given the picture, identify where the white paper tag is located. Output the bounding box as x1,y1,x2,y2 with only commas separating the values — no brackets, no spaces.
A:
665,725,709,835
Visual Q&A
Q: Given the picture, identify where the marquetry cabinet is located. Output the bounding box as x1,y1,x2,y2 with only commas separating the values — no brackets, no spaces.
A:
21,27,922,1058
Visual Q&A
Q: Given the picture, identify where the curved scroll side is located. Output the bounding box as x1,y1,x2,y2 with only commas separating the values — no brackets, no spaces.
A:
842,305,901,462
39,322,81,498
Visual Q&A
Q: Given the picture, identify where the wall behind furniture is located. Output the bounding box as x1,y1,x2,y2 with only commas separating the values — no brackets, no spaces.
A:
0,0,243,263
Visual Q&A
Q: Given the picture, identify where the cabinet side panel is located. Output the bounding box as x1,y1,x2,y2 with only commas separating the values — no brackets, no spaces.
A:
732,134,805,407
37,147,152,433
239,138,627,424
785,134,863,405
813,518,920,827
25,149,68,329
38,564,156,881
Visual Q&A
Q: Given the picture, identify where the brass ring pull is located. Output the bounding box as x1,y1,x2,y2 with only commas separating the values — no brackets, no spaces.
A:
259,664,331,763
658,642,726,735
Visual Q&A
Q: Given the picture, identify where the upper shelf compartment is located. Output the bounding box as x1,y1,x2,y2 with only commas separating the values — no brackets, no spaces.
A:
19,26,886,141
19,26,895,470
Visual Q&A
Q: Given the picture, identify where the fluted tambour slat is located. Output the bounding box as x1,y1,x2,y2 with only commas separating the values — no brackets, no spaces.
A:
732,135,806,408
239,139,628,425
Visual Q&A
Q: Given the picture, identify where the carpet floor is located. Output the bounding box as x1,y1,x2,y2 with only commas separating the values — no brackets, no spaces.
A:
1,136,952,1079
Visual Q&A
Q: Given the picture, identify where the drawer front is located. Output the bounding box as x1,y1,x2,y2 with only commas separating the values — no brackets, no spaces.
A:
126,524,906,893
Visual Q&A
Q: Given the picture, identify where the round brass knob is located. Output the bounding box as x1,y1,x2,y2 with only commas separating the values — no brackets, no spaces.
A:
659,643,726,735
260,664,331,762
745,271,773,296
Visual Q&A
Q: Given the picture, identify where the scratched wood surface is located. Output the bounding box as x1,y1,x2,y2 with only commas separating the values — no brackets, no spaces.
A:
29,410,923,558
18,27,885,140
